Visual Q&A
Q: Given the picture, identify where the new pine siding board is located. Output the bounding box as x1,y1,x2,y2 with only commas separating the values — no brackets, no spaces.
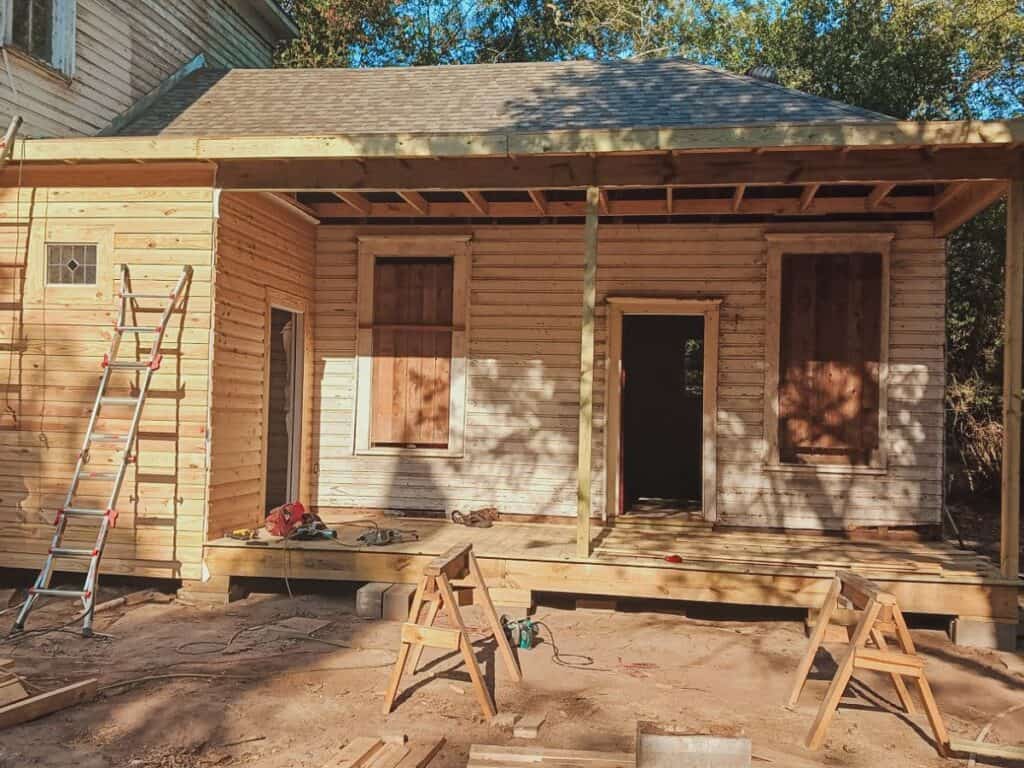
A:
313,223,945,531
0,184,217,580
0,0,275,139
207,192,316,538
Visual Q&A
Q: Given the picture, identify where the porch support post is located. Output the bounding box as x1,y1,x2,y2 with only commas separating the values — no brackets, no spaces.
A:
1001,180,1023,579
576,186,600,558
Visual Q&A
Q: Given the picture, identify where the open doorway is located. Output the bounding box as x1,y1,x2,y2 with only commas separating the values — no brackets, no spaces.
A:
265,307,304,512
621,315,705,517
605,298,720,524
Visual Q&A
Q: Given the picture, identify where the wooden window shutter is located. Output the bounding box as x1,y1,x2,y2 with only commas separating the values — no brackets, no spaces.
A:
778,252,883,465
371,257,454,448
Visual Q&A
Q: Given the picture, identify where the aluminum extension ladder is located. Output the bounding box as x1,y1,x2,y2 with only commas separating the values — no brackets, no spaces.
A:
13,264,192,636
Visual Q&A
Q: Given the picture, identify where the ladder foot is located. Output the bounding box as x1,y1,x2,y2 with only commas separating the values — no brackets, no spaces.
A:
81,627,93,638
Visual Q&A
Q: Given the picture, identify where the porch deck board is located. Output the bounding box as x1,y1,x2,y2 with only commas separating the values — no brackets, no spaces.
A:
205,517,1019,621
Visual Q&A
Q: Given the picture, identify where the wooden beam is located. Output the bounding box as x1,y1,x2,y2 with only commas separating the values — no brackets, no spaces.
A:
313,194,937,220
932,181,968,210
867,182,896,209
933,181,1008,236
1002,179,1023,579
462,190,489,216
599,189,609,214
397,190,429,215
528,189,548,215
15,119,1024,162
217,146,1022,192
732,184,746,212
799,183,820,211
666,186,673,214
333,191,371,215
577,187,599,559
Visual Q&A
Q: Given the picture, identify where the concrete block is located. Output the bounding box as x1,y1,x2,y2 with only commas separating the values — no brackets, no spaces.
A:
177,576,246,606
950,617,1018,651
382,584,417,621
356,582,391,619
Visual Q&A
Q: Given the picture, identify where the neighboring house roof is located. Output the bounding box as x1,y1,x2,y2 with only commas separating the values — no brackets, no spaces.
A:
114,57,891,137
231,0,298,44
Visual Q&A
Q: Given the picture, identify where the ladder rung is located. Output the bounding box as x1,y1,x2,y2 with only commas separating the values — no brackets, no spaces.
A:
100,397,140,406
61,507,108,518
122,292,173,299
50,547,98,558
30,587,89,599
79,471,118,480
107,361,151,370
89,433,127,443
117,326,159,334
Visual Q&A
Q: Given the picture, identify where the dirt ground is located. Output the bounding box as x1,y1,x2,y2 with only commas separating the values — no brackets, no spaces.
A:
0,581,1021,768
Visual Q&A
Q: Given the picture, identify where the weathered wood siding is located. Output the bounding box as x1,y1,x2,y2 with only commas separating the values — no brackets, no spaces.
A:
0,0,277,139
207,192,316,538
314,222,945,530
0,184,216,579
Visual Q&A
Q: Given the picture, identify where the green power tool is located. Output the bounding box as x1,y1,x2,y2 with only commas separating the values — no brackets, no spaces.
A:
501,616,537,650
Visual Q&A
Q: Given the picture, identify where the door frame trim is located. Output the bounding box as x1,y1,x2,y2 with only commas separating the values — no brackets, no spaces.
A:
604,297,721,523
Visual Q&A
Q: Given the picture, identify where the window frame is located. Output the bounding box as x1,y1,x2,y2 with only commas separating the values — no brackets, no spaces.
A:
26,221,112,305
353,234,470,458
0,0,77,79
763,232,893,475
45,241,97,286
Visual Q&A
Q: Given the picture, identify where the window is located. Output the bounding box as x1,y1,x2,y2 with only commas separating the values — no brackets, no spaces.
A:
371,257,454,448
1,0,76,77
355,236,470,456
46,242,96,285
764,234,891,471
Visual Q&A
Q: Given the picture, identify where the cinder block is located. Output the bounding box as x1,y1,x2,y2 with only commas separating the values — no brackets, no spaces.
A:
950,617,1018,651
356,582,392,619
382,583,417,621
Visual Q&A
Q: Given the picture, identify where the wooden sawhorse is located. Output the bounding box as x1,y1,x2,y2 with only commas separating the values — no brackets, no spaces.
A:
383,544,522,718
789,571,950,757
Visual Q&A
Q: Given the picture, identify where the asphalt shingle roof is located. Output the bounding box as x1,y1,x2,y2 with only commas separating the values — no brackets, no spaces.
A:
115,57,891,137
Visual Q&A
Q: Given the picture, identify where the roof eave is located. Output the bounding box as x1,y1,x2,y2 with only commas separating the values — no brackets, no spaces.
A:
11,119,1024,163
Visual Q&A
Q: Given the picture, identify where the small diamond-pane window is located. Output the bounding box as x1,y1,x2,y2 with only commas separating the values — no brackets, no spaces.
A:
47,244,98,285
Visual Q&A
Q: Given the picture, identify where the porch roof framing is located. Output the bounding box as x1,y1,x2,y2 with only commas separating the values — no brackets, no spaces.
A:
11,118,1024,163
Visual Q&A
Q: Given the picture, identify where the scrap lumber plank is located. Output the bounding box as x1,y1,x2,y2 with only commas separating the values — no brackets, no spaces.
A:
949,738,1024,761
333,737,385,768
513,711,546,739
365,743,410,768
469,744,636,766
0,659,14,670
0,676,28,707
0,678,98,730
395,738,446,768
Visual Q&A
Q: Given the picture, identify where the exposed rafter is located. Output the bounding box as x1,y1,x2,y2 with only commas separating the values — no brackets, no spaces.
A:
666,187,674,214
528,189,548,215
799,183,821,212
463,190,489,216
333,191,371,215
867,183,896,210
933,181,1008,236
932,182,968,210
599,189,609,214
732,184,746,212
397,190,429,215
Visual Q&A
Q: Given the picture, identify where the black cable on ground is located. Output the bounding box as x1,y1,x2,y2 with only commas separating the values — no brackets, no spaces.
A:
531,620,611,671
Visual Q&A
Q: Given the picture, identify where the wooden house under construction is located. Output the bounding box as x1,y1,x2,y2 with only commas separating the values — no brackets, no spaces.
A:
0,58,1020,647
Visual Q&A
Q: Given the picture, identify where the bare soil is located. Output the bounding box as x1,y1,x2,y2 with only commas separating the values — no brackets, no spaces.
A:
0,582,1022,768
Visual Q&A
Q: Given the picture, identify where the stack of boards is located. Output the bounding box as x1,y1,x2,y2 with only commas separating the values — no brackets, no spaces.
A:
331,737,446,768
468,745,636,768
0,659,97,730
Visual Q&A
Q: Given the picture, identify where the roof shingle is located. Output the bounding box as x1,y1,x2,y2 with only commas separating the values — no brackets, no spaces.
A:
116,57,891,137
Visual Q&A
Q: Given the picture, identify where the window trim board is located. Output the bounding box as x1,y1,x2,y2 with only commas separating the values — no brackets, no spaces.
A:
353,235,471,458
0,0,76,79
763,232,893,473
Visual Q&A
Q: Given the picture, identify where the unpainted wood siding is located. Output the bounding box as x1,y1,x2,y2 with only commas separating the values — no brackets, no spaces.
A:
208,192,316,538
0,0,277,139
0,184,216,579
312,222,945,530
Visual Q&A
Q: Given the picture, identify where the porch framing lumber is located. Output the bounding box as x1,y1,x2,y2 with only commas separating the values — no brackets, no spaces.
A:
1002,180,1023,579
213,146,1023,192
576,186,599,559
14,119,1024,162
933,181,1009,236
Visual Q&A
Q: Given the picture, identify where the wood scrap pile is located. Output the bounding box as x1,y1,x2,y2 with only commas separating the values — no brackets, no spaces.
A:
330,736,445,768
0,659,97,730
468,745,635,768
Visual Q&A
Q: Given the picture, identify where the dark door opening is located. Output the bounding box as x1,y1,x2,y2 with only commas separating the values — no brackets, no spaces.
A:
621,314,705,516
265,307,302,512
